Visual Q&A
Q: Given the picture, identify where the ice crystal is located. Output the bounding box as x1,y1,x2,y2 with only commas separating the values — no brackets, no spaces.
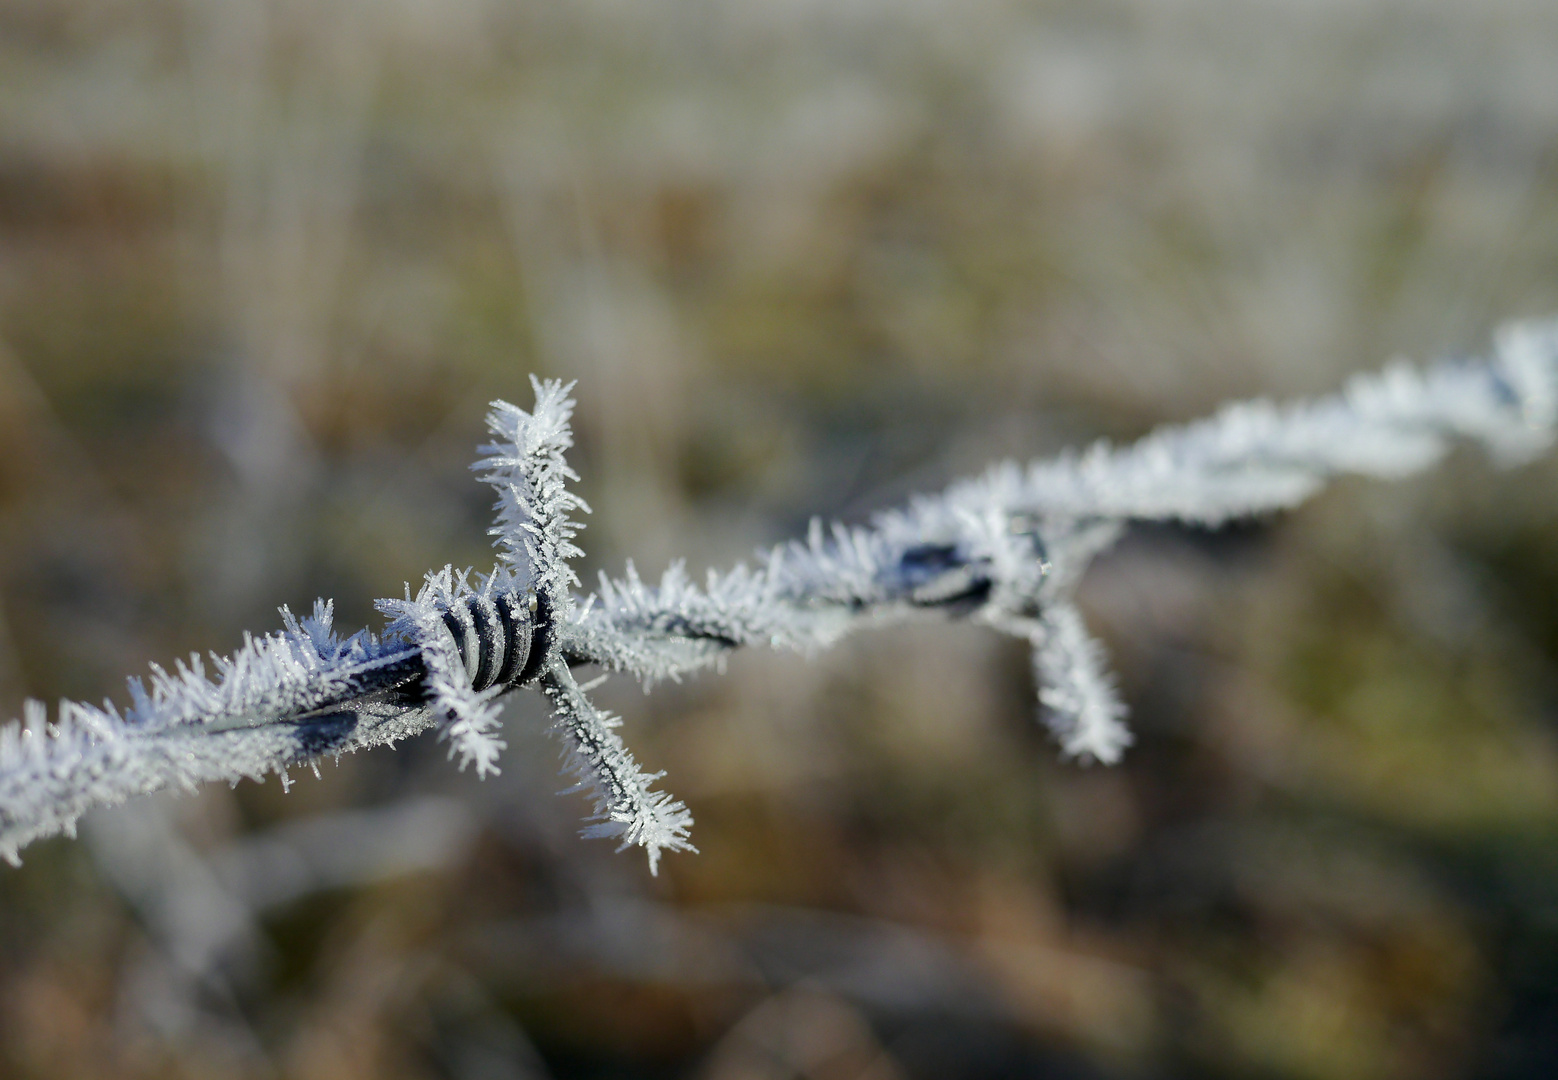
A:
3,319,1556,871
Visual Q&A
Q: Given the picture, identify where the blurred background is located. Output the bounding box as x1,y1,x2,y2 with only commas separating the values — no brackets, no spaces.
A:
2,0,1558,1077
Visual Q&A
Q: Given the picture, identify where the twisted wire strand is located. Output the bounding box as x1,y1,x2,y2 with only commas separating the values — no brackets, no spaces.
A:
1,321,1556,871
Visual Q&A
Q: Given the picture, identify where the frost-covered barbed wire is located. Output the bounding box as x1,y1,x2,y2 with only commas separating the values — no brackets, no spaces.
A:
3,320,1557,872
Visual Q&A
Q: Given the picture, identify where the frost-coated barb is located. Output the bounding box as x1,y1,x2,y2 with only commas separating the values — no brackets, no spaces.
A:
3,323,1557,871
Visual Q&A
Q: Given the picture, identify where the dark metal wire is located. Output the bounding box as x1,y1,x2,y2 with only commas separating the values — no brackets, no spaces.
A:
269,541,1015,760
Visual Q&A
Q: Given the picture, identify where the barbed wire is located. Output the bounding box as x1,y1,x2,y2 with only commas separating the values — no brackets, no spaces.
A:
3,321,1556,872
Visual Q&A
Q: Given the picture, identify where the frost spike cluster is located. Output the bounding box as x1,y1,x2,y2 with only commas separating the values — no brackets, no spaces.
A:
3,320,1557,870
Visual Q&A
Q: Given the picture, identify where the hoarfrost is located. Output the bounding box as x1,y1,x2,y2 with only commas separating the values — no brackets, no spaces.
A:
4,320,1557,871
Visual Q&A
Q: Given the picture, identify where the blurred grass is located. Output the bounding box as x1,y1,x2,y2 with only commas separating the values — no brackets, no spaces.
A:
2,0,1558,1077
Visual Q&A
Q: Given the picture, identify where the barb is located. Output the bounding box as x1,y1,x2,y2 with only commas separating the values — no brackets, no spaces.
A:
3,321,1556,870
539,662,694,876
